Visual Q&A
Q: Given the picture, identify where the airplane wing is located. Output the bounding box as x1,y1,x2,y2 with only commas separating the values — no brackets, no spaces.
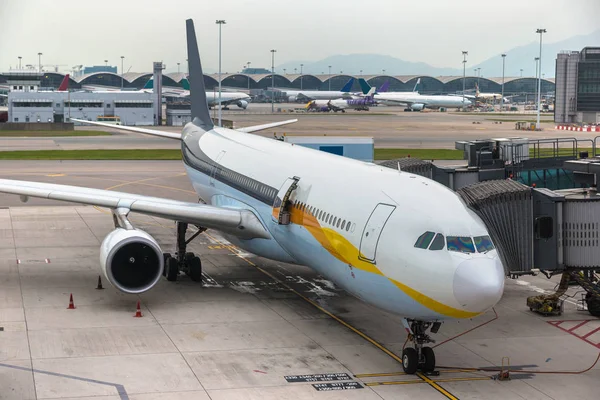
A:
236,119,298,133
0,178,269,240
70,118,297,135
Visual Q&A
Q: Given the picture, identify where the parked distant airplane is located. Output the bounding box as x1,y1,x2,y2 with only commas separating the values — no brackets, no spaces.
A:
359,79,471,111
283,78,356,102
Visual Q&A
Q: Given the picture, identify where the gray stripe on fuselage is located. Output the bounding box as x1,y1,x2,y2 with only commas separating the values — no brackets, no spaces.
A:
182,126,278,205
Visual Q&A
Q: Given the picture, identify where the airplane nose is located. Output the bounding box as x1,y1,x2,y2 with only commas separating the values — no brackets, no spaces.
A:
453,257,504,312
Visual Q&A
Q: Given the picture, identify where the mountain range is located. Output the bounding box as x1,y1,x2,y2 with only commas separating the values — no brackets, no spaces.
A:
276,30,599,79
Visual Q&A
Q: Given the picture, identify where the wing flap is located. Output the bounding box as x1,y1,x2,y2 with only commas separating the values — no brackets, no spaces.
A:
0,179,269,239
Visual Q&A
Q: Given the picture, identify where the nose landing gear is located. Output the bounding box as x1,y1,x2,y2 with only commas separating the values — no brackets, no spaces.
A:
401,319,441,374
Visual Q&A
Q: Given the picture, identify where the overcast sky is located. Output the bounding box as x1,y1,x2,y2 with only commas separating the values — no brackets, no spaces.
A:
0,0,598,74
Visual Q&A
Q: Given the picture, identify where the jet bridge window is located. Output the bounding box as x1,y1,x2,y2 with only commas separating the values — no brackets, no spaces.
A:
414,231,435,249
446,236,475,253
473,235,495,252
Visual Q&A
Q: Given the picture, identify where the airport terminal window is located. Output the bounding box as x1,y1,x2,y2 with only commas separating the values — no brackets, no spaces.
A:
414,231,435,249
429,234,445,251
446,236,475,253
473,236,495,252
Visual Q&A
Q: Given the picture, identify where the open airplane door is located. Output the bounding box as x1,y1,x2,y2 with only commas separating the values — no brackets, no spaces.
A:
272,177,300,225
359,203,396,263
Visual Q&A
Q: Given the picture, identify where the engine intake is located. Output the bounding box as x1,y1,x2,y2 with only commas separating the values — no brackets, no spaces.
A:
100,228,164,294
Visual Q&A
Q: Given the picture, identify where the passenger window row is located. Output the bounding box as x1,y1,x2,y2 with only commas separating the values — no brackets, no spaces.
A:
414,231,495,253
293,201,353,232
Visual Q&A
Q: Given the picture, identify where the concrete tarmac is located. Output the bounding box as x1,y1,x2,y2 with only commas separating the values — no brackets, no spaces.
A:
0,106,591,151
0,160,599,399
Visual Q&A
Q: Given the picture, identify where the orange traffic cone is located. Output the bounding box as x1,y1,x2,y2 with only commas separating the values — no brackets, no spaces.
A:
134,301,143,318
96,275,104,290
67,293,76,309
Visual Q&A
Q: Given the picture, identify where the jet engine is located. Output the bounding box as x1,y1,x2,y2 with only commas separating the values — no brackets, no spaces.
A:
237,100,249,109
99,228,164,294
411,103,425,111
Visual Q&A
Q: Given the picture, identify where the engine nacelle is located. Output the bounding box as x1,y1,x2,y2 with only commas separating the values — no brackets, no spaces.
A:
411,103,425,111
99,228,164,294
237,100,249,109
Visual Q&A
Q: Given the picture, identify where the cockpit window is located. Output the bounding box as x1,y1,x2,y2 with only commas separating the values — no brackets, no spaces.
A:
414,231,435,249
429,233,445,250
446,236,476,253
473,235,495,253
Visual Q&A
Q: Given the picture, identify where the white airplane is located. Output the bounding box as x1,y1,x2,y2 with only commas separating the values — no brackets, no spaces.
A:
284,78,356,102
360,80,472,111
87,76,252,109
0,19,504,375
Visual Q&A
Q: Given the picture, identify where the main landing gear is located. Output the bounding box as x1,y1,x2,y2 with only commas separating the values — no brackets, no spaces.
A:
163,222,205,282
401,319,441,374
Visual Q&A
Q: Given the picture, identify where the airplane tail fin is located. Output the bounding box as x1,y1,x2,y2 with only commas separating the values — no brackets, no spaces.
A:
366,87,376,97
180,77,190,91
378,81,390,93
58,74,70,91
340,77,354,93
186,19,213,129
143,76,154,90
412,78,421,93
358,78,372,95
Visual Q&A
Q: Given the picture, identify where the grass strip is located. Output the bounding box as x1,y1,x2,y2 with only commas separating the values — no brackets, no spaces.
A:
0,130,111,137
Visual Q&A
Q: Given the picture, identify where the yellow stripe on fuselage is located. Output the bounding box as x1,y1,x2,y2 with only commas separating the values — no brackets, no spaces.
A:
288,204,481,319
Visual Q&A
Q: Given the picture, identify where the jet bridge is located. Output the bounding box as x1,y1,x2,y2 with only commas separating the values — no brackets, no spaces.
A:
382,158,600,316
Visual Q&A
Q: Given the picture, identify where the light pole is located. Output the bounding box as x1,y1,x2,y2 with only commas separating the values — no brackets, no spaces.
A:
104,59,108,67
382,69,386,75
216,20,226,126
535,28,546,130
120,56,124,89
520,68,523,77
476,67,481,89
300,63,303,90
360,69,363,76
501,54,506,110
534,57,539,109
177,62,180,74
37,52,42,72
462,51,468,111
328,65,331,90
283,68,286,75
271,49,276,113
18,56,22,69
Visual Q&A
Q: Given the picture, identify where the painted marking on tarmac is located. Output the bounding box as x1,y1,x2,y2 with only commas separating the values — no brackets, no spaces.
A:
548,319,600,349
0,363,129,400
46,173,65,177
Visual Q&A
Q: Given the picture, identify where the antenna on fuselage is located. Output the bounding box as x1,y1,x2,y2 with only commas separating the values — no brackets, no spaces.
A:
186,19,214,130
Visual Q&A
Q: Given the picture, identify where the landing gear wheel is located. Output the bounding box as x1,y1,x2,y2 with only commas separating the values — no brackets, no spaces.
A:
165,256,179,282
586,295,600,317
402,348,418,374
421,346,436,372
162,253,171,276
187,256,203,282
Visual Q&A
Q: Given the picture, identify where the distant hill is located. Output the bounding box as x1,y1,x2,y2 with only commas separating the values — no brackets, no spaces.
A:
472,29,600,78
276,54,461,77
276,30,599,79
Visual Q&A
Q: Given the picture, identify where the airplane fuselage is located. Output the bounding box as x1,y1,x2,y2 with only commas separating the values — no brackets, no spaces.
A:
375,93,471,109
180,122,504,321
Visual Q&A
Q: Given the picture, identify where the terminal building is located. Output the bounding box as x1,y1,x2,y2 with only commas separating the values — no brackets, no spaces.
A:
1,71,555,97
555,47,600,124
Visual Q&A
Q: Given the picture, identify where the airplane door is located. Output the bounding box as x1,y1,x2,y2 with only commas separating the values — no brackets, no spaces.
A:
272,176,300,225
210,151,226,186
359,203,396,263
